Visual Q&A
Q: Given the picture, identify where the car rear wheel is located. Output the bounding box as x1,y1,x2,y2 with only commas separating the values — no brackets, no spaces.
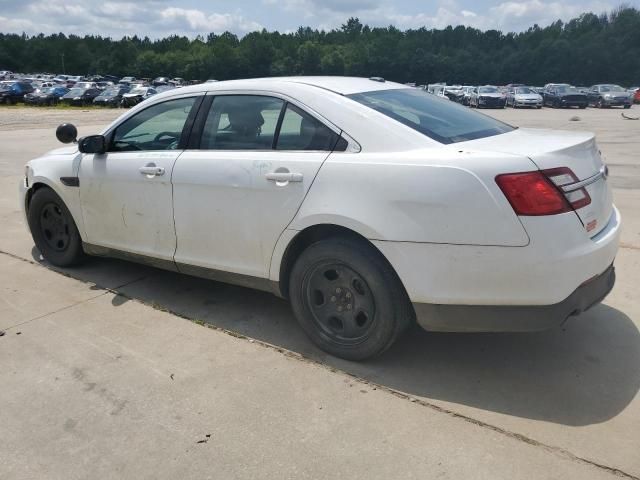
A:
289,237,413,361
27,187,85,267
596,98,604,108
624,105,631,109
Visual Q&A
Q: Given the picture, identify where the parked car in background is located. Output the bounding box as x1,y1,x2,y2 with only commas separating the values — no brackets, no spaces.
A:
24,86,69,106
588,84,633,109
460,86,475,106
152,77,170,86
65,76,84,88
543,84,587,108
0,81,35,104
119,76,137,85
507,86,543,108
632,87,640,104
0,70,13,80
96,81,115,90
121,86,157,107
93,85,130,107
75,81,98,90
469,85,506,108
60,87,102,106
21,76,619,361
444,85,465,103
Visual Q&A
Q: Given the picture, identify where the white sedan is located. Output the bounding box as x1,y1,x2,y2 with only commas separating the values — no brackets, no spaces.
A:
19,76,620,360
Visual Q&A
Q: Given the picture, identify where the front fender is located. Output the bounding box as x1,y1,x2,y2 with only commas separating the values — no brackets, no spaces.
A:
25,153,86,240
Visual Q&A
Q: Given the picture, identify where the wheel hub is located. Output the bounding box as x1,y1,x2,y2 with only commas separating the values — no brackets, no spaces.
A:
329,287,354,313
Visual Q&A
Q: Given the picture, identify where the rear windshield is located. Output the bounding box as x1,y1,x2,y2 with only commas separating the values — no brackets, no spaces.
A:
347,88,514,144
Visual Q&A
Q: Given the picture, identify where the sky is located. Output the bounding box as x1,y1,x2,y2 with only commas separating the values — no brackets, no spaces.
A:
0,0,638,38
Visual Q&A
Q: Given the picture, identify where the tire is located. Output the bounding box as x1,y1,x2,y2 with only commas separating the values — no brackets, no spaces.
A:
27,187,85,267
624,105,631,109
289,237,413,361
596,98,604,108
579,105,587,109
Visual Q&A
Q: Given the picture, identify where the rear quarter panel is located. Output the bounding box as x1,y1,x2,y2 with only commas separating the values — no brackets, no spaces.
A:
289,148,534,246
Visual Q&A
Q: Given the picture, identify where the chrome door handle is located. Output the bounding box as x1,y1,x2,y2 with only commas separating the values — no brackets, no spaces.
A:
139,165,165,176
265,172,303,182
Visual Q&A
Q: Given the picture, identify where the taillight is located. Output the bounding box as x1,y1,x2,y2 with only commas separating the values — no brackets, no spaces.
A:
496,167,591,216
542,167,591,210
496,172,571,215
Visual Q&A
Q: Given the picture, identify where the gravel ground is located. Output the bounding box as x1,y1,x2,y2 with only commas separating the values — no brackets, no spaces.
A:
0,106,122,131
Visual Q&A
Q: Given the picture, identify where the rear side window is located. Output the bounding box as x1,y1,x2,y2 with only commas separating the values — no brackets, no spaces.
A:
201,95,283,150
276,104,339,151
348,88,514,144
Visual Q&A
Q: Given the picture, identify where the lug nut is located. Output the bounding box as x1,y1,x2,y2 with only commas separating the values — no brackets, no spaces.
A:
346,292,351,299
337,306,343,312
330,296,336,302
336,288,342,294
346,304,352,310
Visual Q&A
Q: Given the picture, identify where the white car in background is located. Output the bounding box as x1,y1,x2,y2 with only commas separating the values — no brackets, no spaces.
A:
19,76,620,360
507,86,543,108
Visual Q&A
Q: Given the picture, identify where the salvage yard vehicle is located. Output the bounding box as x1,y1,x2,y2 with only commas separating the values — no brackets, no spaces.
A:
120,86,157,107
24,86,69,106
507,86,543,108
0,81,34,104
93,86,130,107
20,76,620,360
469,85,506,108
60,87,101,106
588,84,633,109
543,84,588,108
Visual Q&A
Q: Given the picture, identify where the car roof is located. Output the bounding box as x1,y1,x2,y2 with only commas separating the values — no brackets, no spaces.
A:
176,76,408,96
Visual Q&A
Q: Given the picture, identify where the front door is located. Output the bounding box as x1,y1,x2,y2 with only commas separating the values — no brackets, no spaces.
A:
172,94,342,279
78,95,200,261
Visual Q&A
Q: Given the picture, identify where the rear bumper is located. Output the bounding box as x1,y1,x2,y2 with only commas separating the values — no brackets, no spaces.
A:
413,264,615,332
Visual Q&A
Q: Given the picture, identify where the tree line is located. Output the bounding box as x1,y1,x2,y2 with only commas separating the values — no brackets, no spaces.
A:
1,7,639,86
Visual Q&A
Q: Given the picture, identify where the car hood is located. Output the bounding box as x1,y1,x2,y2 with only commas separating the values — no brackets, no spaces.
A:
478,92,503,98
557,90,586,97
514,93,541,100
45,145,79,156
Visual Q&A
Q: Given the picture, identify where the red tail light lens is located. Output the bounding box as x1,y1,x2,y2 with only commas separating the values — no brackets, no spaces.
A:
496,171,572,215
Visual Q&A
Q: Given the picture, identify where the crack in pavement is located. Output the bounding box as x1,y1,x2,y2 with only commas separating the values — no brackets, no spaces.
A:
1,248,637,479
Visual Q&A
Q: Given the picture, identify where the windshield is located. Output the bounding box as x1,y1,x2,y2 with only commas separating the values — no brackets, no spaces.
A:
600,85,625,92
478,87,499,93
348,88,514,144
515,87,534,94
101,89,119,97
129,88,146,95
555,85,575,93
67,88,84,95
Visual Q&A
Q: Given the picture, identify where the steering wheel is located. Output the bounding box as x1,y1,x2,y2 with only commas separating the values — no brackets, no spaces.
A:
154,131,179,143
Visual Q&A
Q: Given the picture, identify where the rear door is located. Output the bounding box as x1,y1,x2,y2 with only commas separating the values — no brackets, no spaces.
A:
172,94,342,279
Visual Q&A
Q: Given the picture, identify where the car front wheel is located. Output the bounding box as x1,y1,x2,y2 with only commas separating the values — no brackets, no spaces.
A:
289,237,413,361
27,187,85,267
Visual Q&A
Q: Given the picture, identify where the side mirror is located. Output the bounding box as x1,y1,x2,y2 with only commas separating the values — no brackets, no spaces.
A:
78,135,106,154
56,123,77,144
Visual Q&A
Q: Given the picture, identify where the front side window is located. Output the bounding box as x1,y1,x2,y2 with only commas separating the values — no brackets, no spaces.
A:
348,88,514,144
110,96,196,152
201,95,283,150
276,104,339,151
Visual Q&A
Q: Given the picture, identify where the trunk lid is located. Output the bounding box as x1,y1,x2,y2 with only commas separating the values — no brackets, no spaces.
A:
458,128,613,237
